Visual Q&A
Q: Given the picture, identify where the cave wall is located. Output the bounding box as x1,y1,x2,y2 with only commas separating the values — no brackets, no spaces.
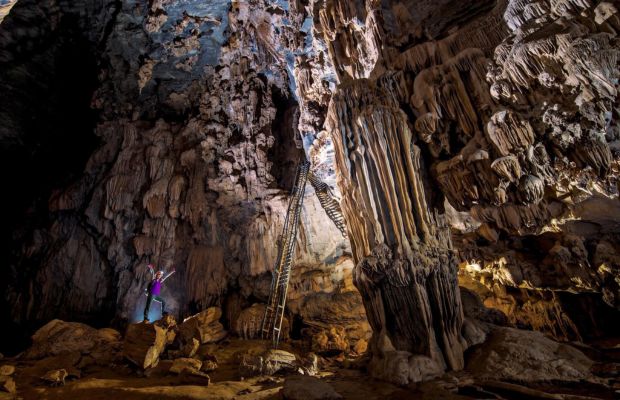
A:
284,0,620,384
0,0,369,355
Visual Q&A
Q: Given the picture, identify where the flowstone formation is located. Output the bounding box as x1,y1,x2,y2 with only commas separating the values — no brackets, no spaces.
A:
327,83,467,383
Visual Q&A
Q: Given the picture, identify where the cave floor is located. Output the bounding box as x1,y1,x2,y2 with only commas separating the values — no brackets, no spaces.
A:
10,339,422,400
6,338,620,400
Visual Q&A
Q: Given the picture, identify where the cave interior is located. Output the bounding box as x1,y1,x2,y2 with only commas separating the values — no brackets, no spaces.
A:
0,0,619,399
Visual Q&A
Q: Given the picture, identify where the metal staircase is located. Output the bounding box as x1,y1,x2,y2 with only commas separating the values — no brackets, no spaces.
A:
308,172,347,237
261,160,310,347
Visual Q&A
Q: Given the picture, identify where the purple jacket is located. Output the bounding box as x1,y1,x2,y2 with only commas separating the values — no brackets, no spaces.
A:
149,279,162,295
146,267,175,296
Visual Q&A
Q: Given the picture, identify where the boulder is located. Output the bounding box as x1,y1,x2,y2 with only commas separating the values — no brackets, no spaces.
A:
0,366,14,376
123,321,170,369
281,375,343,400
180,338,200,357
0,376,15,394
169,358,202,374
300,353,319,376
467,327,593,382
309,326,348,355
239,349,298,377
262,350,298,375
352,338,368,355
179,307,227,344
40,369,68,387
201,360,218,373
24,320,121,362
461,318,487,347
157,314,177,330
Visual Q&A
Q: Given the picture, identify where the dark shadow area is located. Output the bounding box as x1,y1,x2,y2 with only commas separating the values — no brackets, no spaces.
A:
0,8,101,355
267,87,304,191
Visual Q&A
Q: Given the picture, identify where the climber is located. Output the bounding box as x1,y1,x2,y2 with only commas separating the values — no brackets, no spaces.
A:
143,264,175,323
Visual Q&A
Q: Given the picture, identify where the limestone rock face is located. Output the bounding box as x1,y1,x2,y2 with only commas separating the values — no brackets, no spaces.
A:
123,322,169,369
447,0,620,340
234,303,289,340
309,326,348,355
0,0,364,356
234,304,267,340
287,259,371,353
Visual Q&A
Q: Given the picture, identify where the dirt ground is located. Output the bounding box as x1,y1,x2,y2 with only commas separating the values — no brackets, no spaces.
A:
5,338,620,400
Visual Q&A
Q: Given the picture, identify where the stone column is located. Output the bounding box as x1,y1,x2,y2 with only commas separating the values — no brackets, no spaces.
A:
327,81,466,384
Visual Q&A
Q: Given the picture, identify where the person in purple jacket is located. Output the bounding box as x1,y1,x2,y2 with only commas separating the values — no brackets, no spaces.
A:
143,264,175,322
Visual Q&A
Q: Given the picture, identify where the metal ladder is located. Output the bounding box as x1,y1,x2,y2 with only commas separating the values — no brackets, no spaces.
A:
261,160,310,347
308,172,347,238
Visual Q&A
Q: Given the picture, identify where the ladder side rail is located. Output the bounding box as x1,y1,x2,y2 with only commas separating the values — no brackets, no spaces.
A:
273,163,309,346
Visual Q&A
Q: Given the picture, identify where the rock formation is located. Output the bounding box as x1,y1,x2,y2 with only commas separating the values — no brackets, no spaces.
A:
263,0,620,383
0,0,366,356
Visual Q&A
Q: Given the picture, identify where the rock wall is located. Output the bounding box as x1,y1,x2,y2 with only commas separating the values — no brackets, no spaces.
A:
0,0,368,354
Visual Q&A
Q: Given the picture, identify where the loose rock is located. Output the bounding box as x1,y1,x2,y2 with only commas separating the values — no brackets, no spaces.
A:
0,376,15,394
124,321,170,369
467,327,593,382
169,358,202,375
281,375,343,400
24,320,121,362
179,307,227,345
40,369,68,387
